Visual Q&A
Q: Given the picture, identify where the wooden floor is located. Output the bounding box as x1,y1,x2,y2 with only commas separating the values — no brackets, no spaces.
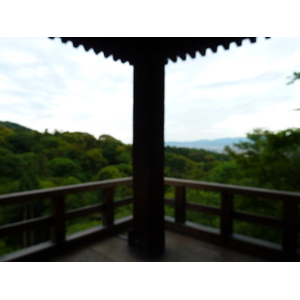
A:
51,230,264,262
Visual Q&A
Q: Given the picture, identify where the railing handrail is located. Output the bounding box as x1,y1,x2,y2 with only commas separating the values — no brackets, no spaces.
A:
0,176,299,261
0,177,133,205
0,177,134,261
165,177,300,259
2,176,300,206
164,177,300,201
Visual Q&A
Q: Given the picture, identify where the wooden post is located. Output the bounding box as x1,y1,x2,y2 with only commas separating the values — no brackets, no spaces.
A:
51,195,66,244
282,199,298,255
220,191,233,244
131,52,165,256
175,187,186,223
103,188,114,227
23,203,27,248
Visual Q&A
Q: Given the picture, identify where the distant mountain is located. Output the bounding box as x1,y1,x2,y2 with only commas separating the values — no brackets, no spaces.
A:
0,121,33,132
165,137,250,153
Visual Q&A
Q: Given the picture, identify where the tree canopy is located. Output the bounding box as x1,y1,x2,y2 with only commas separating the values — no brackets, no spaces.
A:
1,122,300,255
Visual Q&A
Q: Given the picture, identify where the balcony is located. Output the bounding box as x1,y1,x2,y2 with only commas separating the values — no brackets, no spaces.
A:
0,177,299,262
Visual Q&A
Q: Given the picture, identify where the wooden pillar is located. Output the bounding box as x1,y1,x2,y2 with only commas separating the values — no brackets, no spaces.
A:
282,199,298,255
103,188,114,227
51,195,66,244
220,191,233,244
131,52,165,256
175,187,186,223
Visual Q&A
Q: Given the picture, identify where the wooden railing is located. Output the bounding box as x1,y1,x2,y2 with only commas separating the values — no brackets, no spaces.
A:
0,177,133,262
0,177,299,261
164,177,300,261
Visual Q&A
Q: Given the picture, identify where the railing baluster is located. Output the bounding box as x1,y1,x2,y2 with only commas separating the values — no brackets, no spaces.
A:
51,195,66,244
103,188,114,226
175,186,186,223
220,191,233,244
282,199,298,254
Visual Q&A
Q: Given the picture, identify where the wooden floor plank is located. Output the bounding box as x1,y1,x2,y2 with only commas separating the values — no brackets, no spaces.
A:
51,230,264,262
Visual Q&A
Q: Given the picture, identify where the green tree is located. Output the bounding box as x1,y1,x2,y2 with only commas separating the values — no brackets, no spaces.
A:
80,148,108,179
225,128,300,192
93,165,122,181
48,157,82,179
98,135,124,165
19,153,40,177
0,125,15,147
9,131,39,154
208,160,240,184
115,163,132,177
165,152,202,179
0,148,24,179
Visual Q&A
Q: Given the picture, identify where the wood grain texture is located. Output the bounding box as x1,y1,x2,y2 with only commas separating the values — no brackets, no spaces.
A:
103,188,114,227
175,186,186,223
282,199,298,254
1,216,133,262
132,53,165,256
164,177,300,201
0,177,132,206
51,195,66,244
220,192,233,244
60,229,263,262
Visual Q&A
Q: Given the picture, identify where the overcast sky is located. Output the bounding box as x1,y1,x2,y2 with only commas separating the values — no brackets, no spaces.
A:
0,37,300,144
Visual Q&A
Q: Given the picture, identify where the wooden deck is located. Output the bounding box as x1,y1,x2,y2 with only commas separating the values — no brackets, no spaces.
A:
50,229,264,262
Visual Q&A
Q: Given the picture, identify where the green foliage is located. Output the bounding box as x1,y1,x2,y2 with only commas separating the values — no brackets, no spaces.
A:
0,125,15,146
80,148,108,177
66,214,102,235
0,148,23,179
164,205,174,218
114,163,132,177
61,131,98,149
115,204,133,220
115,145,132,164
225,128,300,191
9,131,39,153
0,121,32,131
287,71,300,85
233,220,282,244
2,120,300,256
0,124,138,255
93,165,122,181
98,134,124,165
165,154,205,180
186,211,220,229
186,189,220,207
165,146,229,164
39,136,59,149
47,157,82,179
18,173,40,192
19,153,40,177
208,160,240,184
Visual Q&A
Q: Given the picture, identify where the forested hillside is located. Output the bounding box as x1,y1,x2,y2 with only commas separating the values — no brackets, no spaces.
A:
1,122,300,255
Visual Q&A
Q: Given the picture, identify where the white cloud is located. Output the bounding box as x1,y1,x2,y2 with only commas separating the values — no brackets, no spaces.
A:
0,37,133,143
165,37,300,141
1,37,300,144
